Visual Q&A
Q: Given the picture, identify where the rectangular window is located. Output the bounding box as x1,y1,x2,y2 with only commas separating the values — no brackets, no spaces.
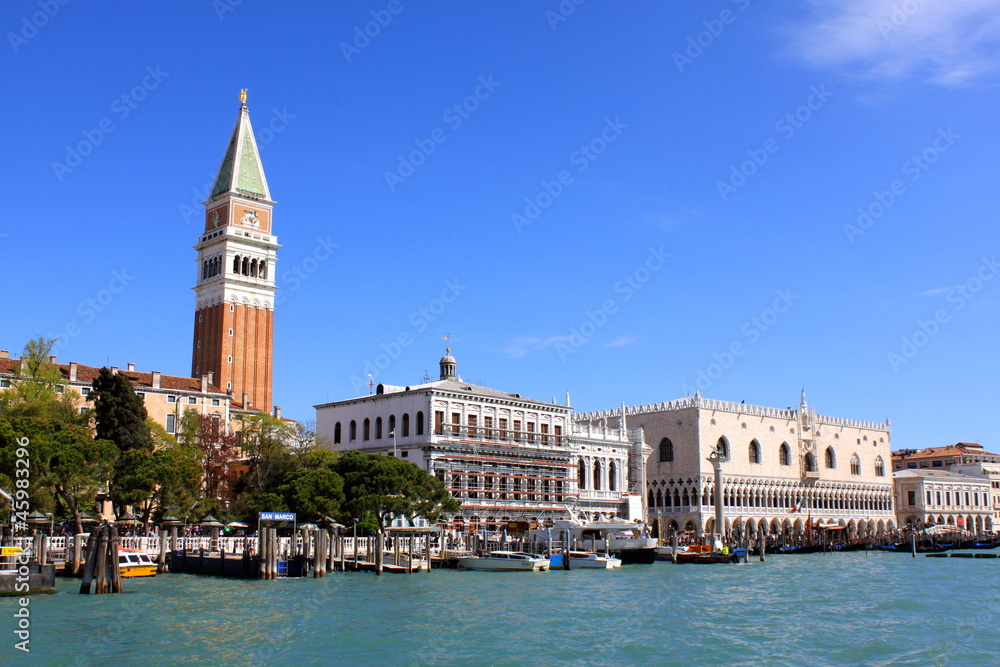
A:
554,424,562,446
527,422,535,443
188,396,197,404
167,395,177,404
513,420,521,442
212,399,220,406
936,492,942,505
0,379,9,388
137,392,145,400
946,492,952,506
81,387,90,396
165,414,176,434
468,415,477,438
927,491,932,505
56,385,64,394
907,490,915,506
499,418,508,440
451,412,460,436
435,411,444,435
540,423,549,445
931,460,942,467
484,416,493,439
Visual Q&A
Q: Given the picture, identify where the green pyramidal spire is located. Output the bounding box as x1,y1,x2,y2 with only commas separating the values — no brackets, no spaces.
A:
210,90,271,200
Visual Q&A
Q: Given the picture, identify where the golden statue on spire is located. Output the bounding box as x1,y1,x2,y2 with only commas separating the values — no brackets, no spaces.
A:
239,89,247,104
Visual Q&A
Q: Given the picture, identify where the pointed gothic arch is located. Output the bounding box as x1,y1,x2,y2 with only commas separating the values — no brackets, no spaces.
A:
779,442,791,466
749,439,761,464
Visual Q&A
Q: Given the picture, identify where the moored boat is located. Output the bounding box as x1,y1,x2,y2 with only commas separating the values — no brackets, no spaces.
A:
674,550,740,564
118,549,157,577
457,551,550,571
566,551,622,569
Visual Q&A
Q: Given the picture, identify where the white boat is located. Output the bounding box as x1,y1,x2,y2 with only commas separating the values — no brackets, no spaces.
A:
539,517,658,565
457,550,550,571
567,551,622,569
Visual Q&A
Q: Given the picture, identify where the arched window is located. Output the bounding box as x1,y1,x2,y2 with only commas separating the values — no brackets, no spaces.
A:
659,438,674,462
648,489,655,507
334,422,342,445
402,413,410,437
749,440,761,464
825,447,836,469
349,420,357,441
242,257,249,275
779,442,791,466
655,488,662,507
804,452,817,472
388,415,395,436
250,258,258,277
233,255,241,274
363,418,370,441
850,455,861,475
593,461,602,490
716,437,729,459
578,460,586,489
259,261,267,279
375,417,383,439
608,461,617,491
416,411,424,436
875,456,885,477
202,261,208,280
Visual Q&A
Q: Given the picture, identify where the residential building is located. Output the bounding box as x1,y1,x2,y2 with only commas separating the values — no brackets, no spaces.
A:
892,442,1000,471
315,351,647,530
576,391,897,537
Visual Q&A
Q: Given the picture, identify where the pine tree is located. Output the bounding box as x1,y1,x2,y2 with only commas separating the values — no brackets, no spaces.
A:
89,367,153,452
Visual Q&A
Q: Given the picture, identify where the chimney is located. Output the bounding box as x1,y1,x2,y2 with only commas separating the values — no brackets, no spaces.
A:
273,405,282,419
151,371,161,389
69,362,78,382
111,366,119,375
127,363,135,372
242,392,250,408
207,371,214,385
0,350,9,359
200,375,208,393
49,355,57,364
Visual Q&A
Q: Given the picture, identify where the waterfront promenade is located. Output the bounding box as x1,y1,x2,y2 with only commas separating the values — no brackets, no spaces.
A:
8,551,999,665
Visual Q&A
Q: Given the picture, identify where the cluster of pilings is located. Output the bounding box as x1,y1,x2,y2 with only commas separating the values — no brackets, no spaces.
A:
79,525,123,594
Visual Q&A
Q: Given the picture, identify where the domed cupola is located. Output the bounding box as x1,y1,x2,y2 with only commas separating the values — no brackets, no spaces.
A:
439,348,457,380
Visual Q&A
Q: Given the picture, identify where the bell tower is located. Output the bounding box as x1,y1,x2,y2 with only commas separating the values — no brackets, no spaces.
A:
191,90,278,412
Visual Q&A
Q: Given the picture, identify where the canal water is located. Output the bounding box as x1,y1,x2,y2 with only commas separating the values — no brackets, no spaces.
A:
9,552,998,666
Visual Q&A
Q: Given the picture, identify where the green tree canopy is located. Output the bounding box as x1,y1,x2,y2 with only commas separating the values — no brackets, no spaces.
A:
334,451,459,530
90,367,153,452
0,337,80,423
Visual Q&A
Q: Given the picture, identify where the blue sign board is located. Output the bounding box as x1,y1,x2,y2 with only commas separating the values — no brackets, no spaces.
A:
259,512,296,522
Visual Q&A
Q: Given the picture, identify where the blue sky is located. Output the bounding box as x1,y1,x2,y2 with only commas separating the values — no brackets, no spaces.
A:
3,1,999,448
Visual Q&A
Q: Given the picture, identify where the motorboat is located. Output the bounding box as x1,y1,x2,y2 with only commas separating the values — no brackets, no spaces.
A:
566,551,622,569
118,549,157,577
456,551,550,571
539,517,658,565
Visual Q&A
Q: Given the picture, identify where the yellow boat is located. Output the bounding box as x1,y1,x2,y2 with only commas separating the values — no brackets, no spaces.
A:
118,549,157,577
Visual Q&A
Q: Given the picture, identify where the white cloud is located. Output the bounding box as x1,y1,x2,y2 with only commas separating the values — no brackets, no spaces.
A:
789,0,1000,85
605,335,638,348
919,286,956,297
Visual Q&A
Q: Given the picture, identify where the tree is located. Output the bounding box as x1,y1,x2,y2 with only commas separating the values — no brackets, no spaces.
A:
0,337,79,423
334,451,459,531
0,416,117,534
89,367,153,452
181,411,241,502
237,412,296,496
278,466,344,519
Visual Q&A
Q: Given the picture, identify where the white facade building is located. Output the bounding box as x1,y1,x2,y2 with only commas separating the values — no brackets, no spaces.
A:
315,352,646,530
894,469,994,532
576,391,897,537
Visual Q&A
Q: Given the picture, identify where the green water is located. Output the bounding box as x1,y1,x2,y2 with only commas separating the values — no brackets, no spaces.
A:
6,552,998,666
